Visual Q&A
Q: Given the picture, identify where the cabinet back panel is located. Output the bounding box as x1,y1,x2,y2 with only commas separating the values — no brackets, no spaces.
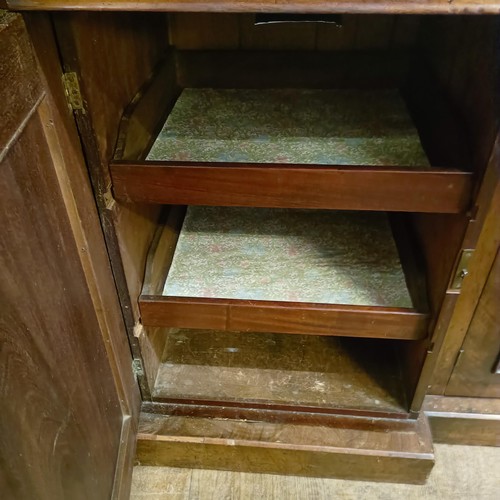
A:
168,13,420,51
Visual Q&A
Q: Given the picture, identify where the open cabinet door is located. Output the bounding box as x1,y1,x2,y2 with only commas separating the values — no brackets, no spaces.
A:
0,11,140,499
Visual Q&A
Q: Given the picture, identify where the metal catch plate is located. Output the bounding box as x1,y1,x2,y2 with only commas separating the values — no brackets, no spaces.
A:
132,358,144,377
450,249,474,291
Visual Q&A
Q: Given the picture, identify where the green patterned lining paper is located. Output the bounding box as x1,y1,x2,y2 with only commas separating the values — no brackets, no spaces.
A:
163,207,413,308
147,88,430,166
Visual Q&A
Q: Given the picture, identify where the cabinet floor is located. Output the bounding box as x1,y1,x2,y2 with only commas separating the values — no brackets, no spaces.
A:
152,331,407,414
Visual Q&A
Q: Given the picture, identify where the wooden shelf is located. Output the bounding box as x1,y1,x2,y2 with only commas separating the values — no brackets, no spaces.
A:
139,206,429,339
152,329,409,416
110,54,472,213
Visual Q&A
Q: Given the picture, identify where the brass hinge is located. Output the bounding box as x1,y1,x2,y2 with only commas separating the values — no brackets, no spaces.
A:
449,249,474,291
62,72,84,112
132,358,144,378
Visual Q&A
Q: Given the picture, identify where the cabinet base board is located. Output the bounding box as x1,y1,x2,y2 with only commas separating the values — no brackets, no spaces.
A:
424,395,500,447
135,408,434,484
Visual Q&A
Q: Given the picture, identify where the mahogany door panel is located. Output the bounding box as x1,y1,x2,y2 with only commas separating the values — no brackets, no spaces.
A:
0,12,137,499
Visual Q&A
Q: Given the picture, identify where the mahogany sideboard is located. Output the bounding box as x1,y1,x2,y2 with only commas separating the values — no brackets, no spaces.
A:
1,3,499,498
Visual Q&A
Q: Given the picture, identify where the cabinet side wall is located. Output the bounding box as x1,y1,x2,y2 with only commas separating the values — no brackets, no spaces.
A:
53,12,171,397
409,17,500,401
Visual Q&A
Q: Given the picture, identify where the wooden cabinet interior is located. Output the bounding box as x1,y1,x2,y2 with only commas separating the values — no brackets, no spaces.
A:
51,12,498,417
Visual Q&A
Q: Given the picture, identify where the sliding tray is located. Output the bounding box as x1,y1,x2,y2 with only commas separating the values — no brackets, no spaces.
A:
110,53,472,213
139,206,429,339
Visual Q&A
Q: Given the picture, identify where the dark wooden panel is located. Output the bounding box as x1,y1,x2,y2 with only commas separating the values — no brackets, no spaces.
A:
111,162,471,214
455,17,500,190
0,13,138,498
0,104,122,500
239,14,316,50
316,15,359,50
114,54,179,162
176,50,411,89
446,250,500,398
142,206,185,296
140,296,428,340
402,56,473,172
319,15,418,51
168,13,239,49
136,411,434,484
391,15,421,48
137,326,169,392
6,0,500,15
420,16,500,190
142,401,416,427
424,395,500,446
430,416,500,447
412,213,469,317
353,15,394,49
0,11,43,153
391,214,430,315
22,13,143,496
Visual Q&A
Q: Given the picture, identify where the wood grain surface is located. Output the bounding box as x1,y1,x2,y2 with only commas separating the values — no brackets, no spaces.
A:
0,13,141,498
5,0,500,15
113,54,179,162
175,50,411,89
420,16,500,191
0,10,43,154
140,296,428,339
53,12,165,324
112,162,471,214
136,411,434,484
168,14,420,52
0,34,121,500
424,395,500,446
23,13,145,497
52,11,169,398
151,330,409,415
141,400,418,426
141,206,186,296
